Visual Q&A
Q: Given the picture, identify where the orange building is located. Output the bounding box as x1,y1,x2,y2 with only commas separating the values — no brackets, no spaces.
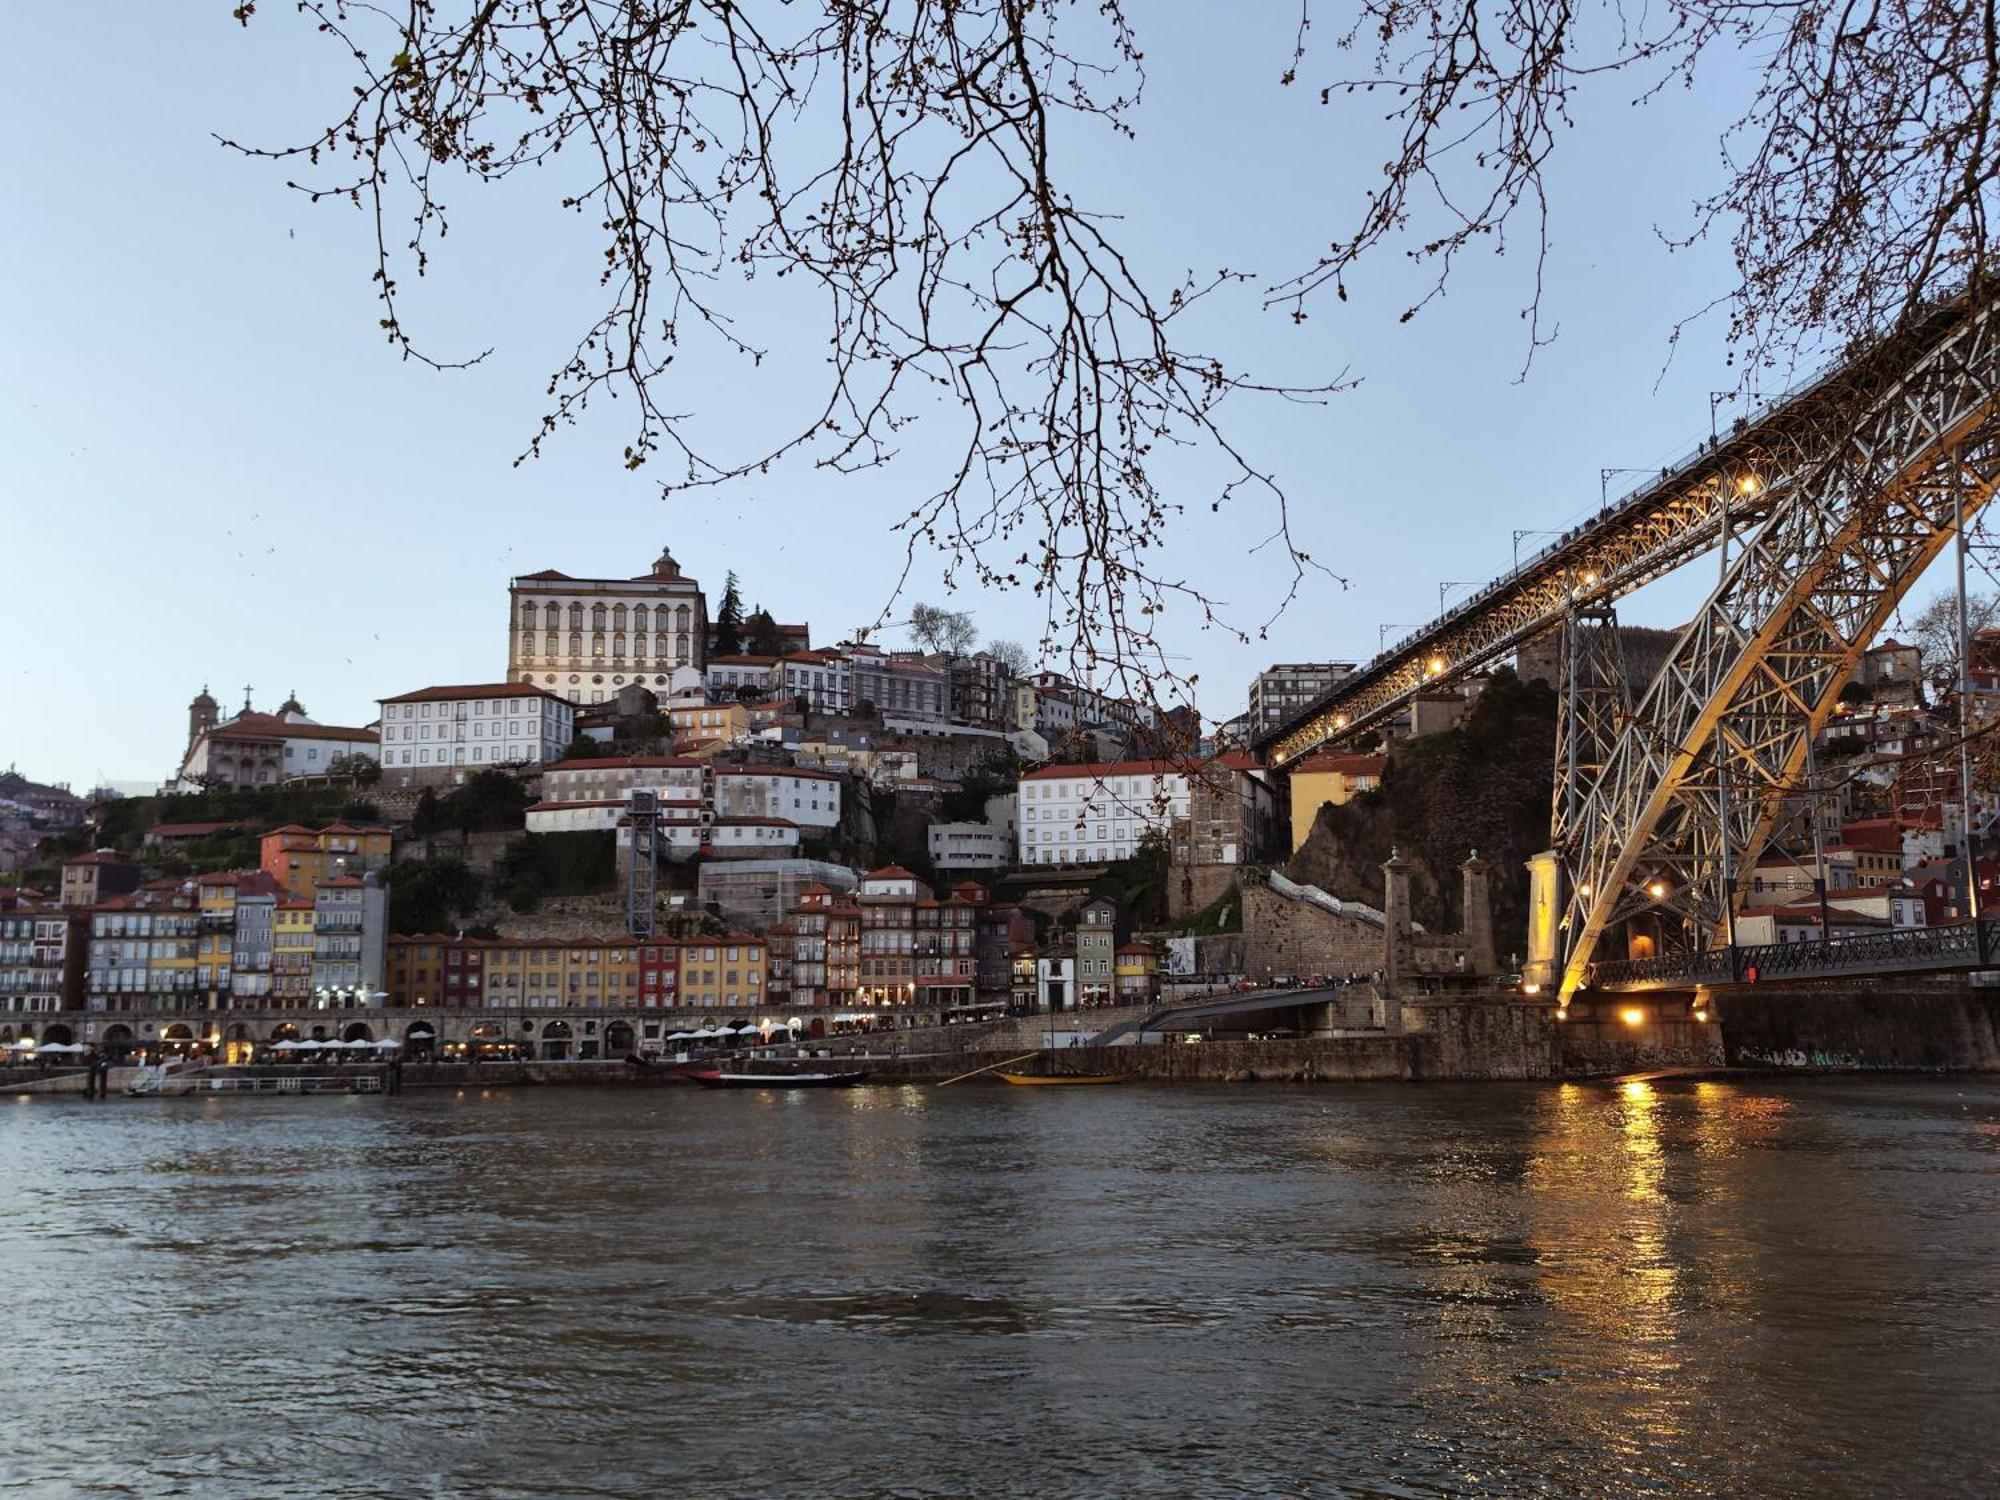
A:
261,823,393,897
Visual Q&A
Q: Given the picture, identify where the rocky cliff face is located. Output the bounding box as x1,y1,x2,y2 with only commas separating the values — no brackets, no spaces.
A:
1287,669,1556,962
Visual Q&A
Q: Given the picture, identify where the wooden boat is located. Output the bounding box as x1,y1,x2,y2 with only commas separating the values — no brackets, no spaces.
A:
994,1070,1131,1086
682,1068,870,1090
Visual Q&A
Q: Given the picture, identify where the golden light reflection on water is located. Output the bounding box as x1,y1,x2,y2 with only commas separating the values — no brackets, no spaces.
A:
1518,1078,1733,1455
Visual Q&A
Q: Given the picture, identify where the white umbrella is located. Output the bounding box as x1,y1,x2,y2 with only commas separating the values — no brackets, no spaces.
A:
375,1038,402,1049
272,1040,302,1051
296,1039,325,1049
666,1031,693,1041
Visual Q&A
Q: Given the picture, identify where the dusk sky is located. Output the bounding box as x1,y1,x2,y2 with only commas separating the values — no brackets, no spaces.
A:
3,5,1871,791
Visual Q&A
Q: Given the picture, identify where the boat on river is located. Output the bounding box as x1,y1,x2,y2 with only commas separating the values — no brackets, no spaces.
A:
682,1068,870,1090
994,1070,1131,1087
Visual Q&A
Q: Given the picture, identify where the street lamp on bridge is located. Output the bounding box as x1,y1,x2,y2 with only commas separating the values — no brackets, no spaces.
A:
1512,529,1560,570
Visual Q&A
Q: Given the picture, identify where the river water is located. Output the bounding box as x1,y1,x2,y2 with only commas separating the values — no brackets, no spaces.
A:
1,1077,1996,1497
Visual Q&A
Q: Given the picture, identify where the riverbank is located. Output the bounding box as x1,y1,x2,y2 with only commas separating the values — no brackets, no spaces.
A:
9,984,1999,1095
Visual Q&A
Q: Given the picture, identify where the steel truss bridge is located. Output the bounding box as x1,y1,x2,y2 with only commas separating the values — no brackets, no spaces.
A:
1256,289,2000,1006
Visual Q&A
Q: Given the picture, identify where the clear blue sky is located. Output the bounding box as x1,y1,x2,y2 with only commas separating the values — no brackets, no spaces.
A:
5,5,1828,791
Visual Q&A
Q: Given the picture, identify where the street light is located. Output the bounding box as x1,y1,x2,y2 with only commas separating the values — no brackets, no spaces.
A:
1600,468,1651,508
1512,529,1560,570
1439,581,1478,614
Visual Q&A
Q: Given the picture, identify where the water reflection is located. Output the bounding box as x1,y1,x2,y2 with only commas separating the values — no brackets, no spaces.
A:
0,1080,1995,1497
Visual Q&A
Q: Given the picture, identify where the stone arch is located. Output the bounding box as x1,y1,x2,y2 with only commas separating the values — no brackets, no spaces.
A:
41,1024,75,1046
227,1023,251,1041
340,1022,374,1043
540,1017,573,1060
270,1022,300,1041
162,1023,195,1041
604,1021,635,1055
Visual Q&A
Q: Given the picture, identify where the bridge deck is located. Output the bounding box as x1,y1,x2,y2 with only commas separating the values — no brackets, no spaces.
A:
1590,920,1994,993
1258,297,1975,766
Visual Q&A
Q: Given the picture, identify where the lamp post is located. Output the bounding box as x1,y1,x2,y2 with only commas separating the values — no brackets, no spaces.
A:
1438,581,1478,614
1599,468,1651,509
1512,529,1559,570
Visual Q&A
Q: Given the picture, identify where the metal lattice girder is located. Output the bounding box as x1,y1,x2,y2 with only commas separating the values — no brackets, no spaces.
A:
1261,298,1984,768
1557,294,2000,1004
1553,606,1629,857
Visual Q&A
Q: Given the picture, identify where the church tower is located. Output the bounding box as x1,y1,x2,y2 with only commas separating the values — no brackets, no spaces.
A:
188,686,219,752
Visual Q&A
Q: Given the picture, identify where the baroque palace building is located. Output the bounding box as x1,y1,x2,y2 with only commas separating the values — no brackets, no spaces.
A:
508,545,709,706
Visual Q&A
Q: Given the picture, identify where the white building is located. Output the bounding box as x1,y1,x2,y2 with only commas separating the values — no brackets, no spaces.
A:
783,651,852,713
1017,760,1189,866
1248,662,1354,735
377,683,575,783
508,546,708,705
174,691,379,790
528,756,707,835
705,656,783,699
712,766,842,829
707,818,802,856
929,793,1018,872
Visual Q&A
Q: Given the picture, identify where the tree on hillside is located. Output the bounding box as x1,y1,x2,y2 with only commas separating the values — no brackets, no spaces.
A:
1908,591,2000,692
410,788,444,841
713,573,746,658
748,607,787,657
985,639,1032,676
326,753,382,786
240,1,2000,695
439,769,533,834
388,857,482,935
908,603,978,657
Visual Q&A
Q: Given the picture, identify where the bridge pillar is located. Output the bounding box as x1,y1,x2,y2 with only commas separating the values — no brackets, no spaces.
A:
1460,851,1496,977
1524,850,1561,996
1381,850,1411,1024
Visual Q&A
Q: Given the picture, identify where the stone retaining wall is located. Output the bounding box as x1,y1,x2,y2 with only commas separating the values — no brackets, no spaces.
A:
1716,983,2000,1071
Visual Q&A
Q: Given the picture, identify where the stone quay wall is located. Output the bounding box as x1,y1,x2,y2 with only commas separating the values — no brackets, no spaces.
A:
1714,982,2000,1072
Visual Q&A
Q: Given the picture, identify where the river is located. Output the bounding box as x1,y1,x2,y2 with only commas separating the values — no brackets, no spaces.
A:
1,1077,1996,1497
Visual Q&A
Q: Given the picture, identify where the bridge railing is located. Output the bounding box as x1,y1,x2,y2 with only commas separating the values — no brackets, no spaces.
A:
1590,918,1995,991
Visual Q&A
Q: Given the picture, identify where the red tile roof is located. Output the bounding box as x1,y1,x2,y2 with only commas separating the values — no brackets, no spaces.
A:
515,569,575,582
1293,752,1388,777
545,755,702,771
1020,759,1183,780
379,683,571,705
865,864,917,879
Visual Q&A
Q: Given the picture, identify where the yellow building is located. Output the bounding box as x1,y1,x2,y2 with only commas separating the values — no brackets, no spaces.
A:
669,699,749,750
1288,752,1387,853
273,898,316,1008
676,936,767,1010
195,872,240,1008
1114,942,1160,1006
146,881,203,1012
